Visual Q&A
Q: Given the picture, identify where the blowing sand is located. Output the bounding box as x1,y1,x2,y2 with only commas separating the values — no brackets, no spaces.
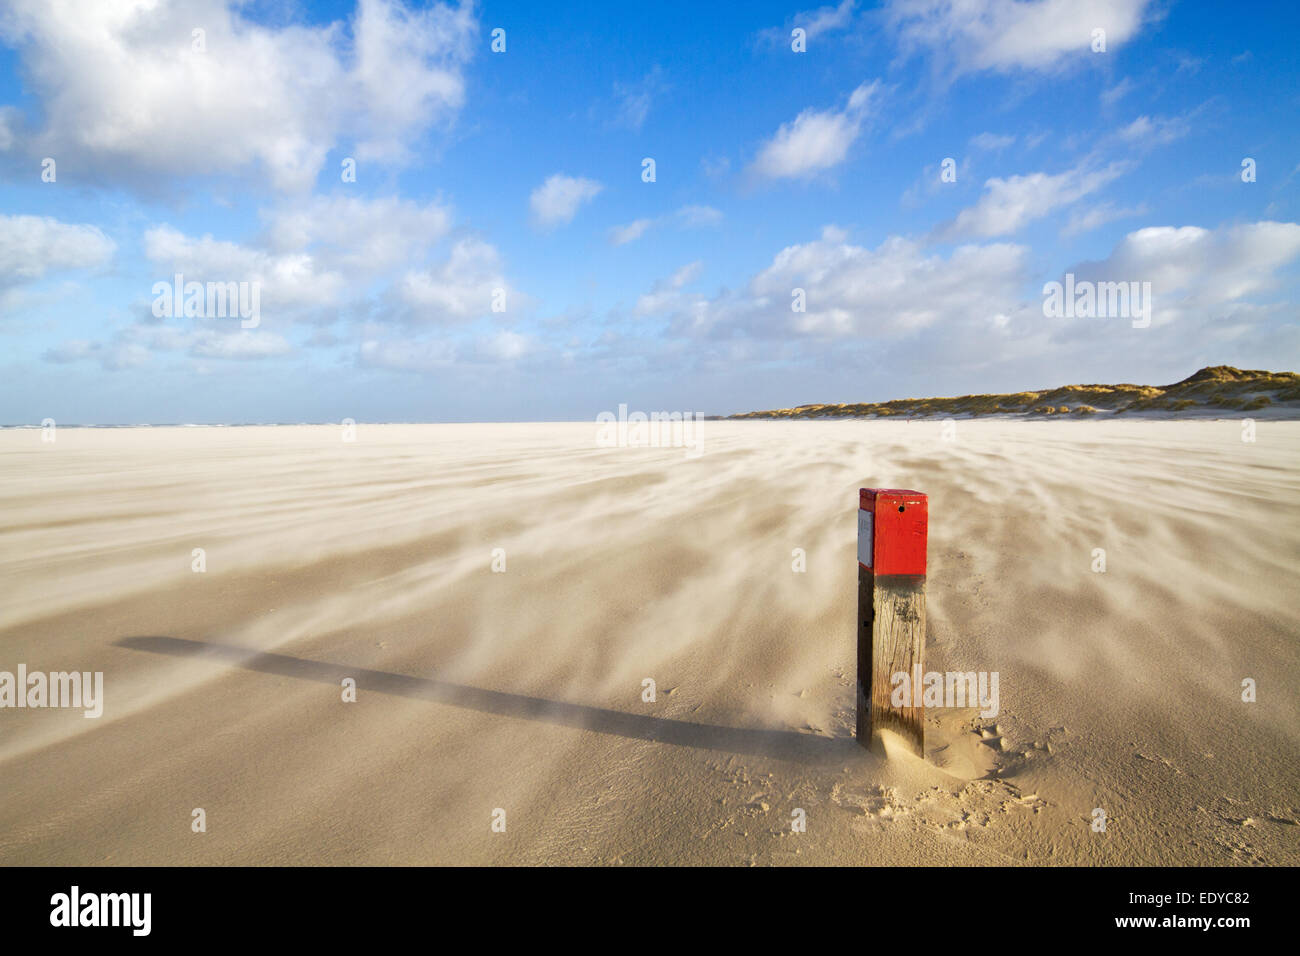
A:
1,420,1296,865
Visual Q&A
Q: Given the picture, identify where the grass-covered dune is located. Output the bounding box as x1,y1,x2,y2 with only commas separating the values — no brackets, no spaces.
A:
727,366,1300,420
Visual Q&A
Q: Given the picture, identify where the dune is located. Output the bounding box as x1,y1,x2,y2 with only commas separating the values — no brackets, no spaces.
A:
728,365,1300,420
0,419,1296,865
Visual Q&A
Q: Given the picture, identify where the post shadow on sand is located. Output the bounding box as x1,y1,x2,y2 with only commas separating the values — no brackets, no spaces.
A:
116,636,865,766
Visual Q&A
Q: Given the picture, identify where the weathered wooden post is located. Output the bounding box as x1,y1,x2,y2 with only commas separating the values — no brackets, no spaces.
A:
857,488,928,755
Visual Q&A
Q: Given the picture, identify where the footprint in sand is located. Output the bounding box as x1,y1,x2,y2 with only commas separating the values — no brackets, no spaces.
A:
830,783,911,819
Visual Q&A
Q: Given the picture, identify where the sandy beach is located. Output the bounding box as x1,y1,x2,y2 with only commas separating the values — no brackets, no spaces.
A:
1,420,1296,865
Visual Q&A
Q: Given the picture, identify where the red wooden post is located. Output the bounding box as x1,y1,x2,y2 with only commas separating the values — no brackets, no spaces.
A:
857,488,928,754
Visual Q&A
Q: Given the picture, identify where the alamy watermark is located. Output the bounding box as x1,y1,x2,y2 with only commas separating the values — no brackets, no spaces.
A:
596,404,704,457
891,668,999,718
50,886,150,936
1042,273,1151,328
152,273,260,328
0,665,103,718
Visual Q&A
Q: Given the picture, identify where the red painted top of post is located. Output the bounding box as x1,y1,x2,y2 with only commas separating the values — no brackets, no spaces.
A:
860,488,928,576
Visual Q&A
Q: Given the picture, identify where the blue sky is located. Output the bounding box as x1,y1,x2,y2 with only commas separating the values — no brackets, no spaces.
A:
1,0,1297,423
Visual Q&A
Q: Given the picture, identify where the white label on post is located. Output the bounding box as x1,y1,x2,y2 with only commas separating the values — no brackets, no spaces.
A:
858,509,873,568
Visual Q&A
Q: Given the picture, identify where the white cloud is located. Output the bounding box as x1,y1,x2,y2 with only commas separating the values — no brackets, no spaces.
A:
609,219,655,246
655,219,1300,389
638,229,1031,341
144,225,345,310
350,0,476,163
668,261,704,287
612,67,667,131
264,195,453,273
1101,78,1134,107
886,0,1151,76
1062,201,1146,236
530,174,604,228
1071,222,1300,316
0,214,115,285
1117,114,1190,147
750,82,879,181
970,132,1015,151
187,329,293,359
47,325,291,367
636,261,705,315
0,0,477,190
43,339,101,363
476,330,533,361
761,1,857,45
125,323,292,360
797,0,858,38
940,161,1129,239
399,237,510,321
741,227,1029,337
676,205,724,228
0,106,19,150
359,336,455,371
142,203,517,336
608,206,723,246
148,193,465,300
108,343,154,370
